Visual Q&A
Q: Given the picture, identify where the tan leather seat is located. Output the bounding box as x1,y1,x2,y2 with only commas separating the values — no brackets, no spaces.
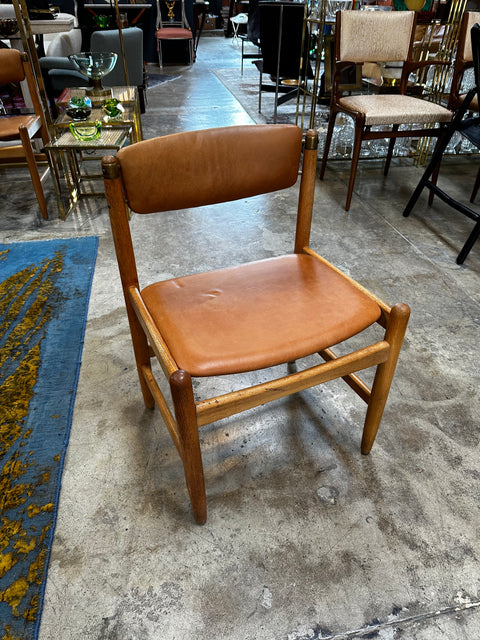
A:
142,254,381,376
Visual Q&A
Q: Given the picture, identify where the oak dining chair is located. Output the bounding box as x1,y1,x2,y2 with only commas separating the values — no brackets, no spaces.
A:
103,124,410,523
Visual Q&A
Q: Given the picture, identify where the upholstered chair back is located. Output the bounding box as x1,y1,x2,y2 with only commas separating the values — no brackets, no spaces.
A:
115,125,302,214
459,11,480,62
91,27,144,87
338,10,415,63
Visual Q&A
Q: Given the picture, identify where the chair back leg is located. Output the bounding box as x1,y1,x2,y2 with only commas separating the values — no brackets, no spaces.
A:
319,111,338,180
384,125,399,176
19,124,49,220
157,40,163,68
345,120,364,211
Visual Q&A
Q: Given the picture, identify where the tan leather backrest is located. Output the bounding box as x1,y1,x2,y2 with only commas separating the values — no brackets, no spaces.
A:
0,49,25,85
459,12,480,62
116,124,303,214
338,10,415,63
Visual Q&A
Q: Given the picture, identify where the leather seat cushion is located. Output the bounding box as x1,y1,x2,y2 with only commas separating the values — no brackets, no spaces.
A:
155,27,192,39
0,115,38,141
141,254,382,376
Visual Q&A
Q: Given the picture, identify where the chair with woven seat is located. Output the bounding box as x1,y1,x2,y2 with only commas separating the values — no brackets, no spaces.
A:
155,0,193,68
0,48,51,219
319,10,454,211
102,124,410,524
403,19,480,265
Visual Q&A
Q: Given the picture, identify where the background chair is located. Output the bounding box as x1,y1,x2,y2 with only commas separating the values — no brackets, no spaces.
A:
237,0,261,76
254,0,312,122
447,10,480,205
0,48,51,219
448,11,480,113
40,27,146,115
403,20,480,265
91,27,146,111
155,0,193,68
102,124,410,524
319,10,453,211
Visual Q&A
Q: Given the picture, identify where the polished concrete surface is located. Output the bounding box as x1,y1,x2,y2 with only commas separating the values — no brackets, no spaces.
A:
1,34,480,640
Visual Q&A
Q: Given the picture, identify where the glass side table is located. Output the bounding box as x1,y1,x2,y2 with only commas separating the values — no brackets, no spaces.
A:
54,103,138,145
46,126,131,219
57,86,143,143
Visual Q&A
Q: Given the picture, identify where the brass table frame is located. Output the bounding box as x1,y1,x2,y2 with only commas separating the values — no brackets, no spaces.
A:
46,126,131,219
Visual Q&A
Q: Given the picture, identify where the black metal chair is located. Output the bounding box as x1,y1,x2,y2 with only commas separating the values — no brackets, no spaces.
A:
403,20,480,265
254,0,311,122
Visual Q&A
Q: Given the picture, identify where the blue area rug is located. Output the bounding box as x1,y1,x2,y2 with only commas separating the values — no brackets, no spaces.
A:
0,237,98,640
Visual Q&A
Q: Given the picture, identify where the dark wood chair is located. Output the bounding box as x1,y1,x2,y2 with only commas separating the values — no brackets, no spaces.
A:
319,10,453,211
102,124,410,524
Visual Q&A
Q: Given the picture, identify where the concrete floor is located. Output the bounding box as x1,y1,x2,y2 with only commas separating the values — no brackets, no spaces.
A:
1,34,480,640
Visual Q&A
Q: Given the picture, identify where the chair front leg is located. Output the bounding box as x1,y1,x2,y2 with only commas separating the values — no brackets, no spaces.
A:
361,303,410,454
427,134,446,206
170,370,207,524
457,216,480,265
403,130,450,217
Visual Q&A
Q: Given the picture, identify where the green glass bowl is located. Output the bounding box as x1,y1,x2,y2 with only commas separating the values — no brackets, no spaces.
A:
69,120,102,141
102,98,124,121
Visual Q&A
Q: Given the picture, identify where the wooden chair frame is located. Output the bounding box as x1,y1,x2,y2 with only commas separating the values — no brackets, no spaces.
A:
0,49,51,220
102,125,410,524
319,10,452,212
